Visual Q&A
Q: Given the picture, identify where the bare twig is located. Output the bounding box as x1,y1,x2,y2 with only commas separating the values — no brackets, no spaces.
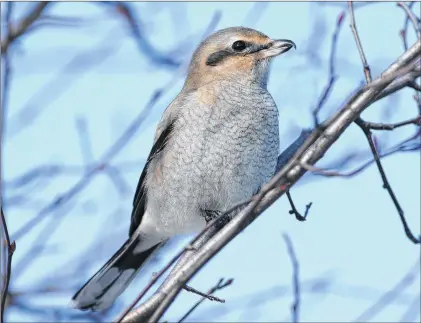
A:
303,128,420,179
348,1,372,83
302,126,420,244
286,190,312,222
1,2,50,53
301,162,349,177
313,11,346,125
362,116,421,130
1,209,16,322
178,278,233,323
354,118,420,244
183,284,226,303
399,2,416,51
397,2,421,40
283,234,301,323
397,2,421,114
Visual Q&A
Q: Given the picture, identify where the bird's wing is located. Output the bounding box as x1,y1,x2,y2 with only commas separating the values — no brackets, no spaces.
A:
129,99,179,236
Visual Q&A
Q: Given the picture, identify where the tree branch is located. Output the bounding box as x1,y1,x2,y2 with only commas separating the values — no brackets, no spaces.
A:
1,2,51,54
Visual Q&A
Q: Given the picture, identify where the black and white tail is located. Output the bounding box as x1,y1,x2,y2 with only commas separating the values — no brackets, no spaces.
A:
71,237,162,311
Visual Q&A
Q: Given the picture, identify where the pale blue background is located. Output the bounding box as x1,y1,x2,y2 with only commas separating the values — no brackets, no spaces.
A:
2,2,420,322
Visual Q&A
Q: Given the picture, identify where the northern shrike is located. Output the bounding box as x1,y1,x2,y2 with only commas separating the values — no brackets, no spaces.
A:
71,26,295,311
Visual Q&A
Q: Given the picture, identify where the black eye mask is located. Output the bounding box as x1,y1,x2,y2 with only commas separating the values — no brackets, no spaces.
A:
205,42,271,66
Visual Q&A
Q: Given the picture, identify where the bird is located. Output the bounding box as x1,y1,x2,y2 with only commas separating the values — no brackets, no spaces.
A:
71,26,295,311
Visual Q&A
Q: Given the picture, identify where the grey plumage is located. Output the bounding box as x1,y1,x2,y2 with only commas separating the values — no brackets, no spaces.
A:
71,26,295,311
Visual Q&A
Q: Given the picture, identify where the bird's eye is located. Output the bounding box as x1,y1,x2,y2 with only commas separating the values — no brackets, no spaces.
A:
232,40,247,51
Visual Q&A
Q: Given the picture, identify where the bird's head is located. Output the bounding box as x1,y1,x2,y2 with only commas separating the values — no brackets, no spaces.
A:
184,26,295,90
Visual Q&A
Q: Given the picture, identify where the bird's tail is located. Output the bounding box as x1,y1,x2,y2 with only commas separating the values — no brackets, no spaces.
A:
70,237,163,311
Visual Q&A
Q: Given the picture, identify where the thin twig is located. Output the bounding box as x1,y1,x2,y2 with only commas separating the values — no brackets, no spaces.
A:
1,209,16,322
302,128,420,179
301,162,350,177
348,1,372,83
283,234,301,323
178,278,233,323
286,190,312,222
313,11,346,126
362,116,421,130
1,2,50,53
399,2,416,51
397,2,421,40
183,284,226,303
354,119,420,244
397,2,421,114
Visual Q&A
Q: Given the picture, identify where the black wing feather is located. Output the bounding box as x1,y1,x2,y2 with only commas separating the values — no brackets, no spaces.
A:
129,121,175,236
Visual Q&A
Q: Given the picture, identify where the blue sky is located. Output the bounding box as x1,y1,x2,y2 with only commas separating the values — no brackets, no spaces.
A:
2,2,420,322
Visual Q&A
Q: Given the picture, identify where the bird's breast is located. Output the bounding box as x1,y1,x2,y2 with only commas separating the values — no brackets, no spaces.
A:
170,85,278,206
146,83,279,234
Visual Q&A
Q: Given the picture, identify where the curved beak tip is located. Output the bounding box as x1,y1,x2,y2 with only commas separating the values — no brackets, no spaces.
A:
273,39,296,51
